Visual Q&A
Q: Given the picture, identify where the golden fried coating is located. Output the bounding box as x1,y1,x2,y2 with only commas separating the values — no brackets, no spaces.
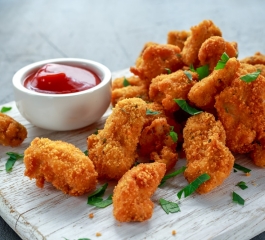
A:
254,64,265,77
183,112,234,194
111,76,149,106
188,57,240,110
181,20,222,66
149,70,198,112
113,162,166,222
237,62,257,76
87,98,147,180
240,52,265,65
215,74,265,153
250,144,265,168
198,36,238,71
167,30,190,50
130,44,183,84
24,137,98,196
144,102,166,127
0,112,27,147
139,118,178,171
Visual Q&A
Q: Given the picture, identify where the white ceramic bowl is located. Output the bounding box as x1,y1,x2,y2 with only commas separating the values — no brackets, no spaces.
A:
12,58,112,131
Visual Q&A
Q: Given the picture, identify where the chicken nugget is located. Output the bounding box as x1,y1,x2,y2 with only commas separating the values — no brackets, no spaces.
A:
250,144,265,168
183,112,234,194
112,75,144,90
149,70,198,112
167,30,190,50
87,98,147,180
113,162,166,222
130,44,183,84
188,57,240,110
181,20,222,66
0,112,27,147
24,137,98,196
240,52,265,65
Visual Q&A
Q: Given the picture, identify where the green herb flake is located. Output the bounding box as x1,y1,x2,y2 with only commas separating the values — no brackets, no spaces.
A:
159,166,186,187
169,126,178,143
189,64,196,72
123,77,130,87
146,109,161,115
83,150,89,156
233,163,251,173
236,181,248,190
240,70,261,83
159,198,180,214
177,173,210,199
232,191,245,205
214,52,230,70
0,106,12,113
184,70,193,81
165,68,171,74
87,183,113,208
174,99,202,115
78,238,91,240
94,128,99,135
5,152,24,172
196,65,209,80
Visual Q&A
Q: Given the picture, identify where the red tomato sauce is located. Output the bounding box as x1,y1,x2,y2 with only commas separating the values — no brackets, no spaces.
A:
24,63,101,94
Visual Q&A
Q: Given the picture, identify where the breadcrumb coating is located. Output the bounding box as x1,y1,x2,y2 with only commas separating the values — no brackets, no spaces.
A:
24,137,98,196
250,144,265,168
113,162,166,222
167,30,190,50
0,112,27,147
240,52,265,65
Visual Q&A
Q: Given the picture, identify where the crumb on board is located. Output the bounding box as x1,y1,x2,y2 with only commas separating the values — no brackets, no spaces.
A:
251,181,257,186
246,172,251,177
96,232,102,237
172,230,177,235
89,213,94,219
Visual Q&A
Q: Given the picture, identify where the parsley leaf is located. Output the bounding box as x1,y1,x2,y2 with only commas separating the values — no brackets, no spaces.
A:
233,163,251,173
236,181,248,190
169,126,178,143
87,183,113,208
177,173,210,199
159,166,186,187
196,65,209,80
174,99,202,115
214,52,230,70
83,150,88,156
184,70,193,81
1,106,12,113
94,128,99,135
123,77,130,87
165,68,171,74
146,109,161,115
5,152,24,172
240,70,261,83
232,191,245,205
159,198,180,214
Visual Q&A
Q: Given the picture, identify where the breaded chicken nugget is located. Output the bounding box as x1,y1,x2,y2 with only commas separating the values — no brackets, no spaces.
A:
188,57,240,110
181,20,222,66
240,52,265,65
198,36,238,71
250,144,265,168
0,112,27,147
215,74,265,153
112,75,144,90
113,162,166,222
130,44,183,84
149,70,198,112
167,30,190,50
87,98,147,180
183,112,234,194
24,137,98,196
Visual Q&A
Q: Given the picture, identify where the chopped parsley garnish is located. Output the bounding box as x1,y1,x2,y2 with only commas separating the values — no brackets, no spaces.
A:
146,109,161,115
169,126,178,143
240,69,261,83
0,106,12,113
5,152,24,172
94,128,99,135
159,166,186,187
176,53,182,58
83,150,88,156
184,70,193,81
233,163,251,173
177,173,210,199
174,99,202,115
190,64,209,80
123,77,130,87
165,68,171,74
87,183,113,208
232,191,245,205
214,52,230,70
236,181,248,190
159,198,180,214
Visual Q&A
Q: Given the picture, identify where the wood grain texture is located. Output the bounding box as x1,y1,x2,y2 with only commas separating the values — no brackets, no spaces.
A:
0,69,265,240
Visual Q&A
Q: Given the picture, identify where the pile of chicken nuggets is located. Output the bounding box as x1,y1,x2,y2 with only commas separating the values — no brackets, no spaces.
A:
2,19,265,223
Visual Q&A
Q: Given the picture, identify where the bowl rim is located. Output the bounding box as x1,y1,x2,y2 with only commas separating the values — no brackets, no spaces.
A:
12,58,112,97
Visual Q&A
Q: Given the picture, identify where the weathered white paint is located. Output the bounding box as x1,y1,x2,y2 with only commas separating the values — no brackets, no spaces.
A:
0,69,265,240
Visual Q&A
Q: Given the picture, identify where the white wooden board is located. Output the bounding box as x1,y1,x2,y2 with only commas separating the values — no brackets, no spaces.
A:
0,69,265,240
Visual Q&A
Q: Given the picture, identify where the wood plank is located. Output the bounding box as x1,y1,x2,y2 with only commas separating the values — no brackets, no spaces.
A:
0,69,265,240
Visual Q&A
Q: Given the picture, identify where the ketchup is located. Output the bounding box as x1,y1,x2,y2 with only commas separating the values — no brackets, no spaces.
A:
24,63,101,94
